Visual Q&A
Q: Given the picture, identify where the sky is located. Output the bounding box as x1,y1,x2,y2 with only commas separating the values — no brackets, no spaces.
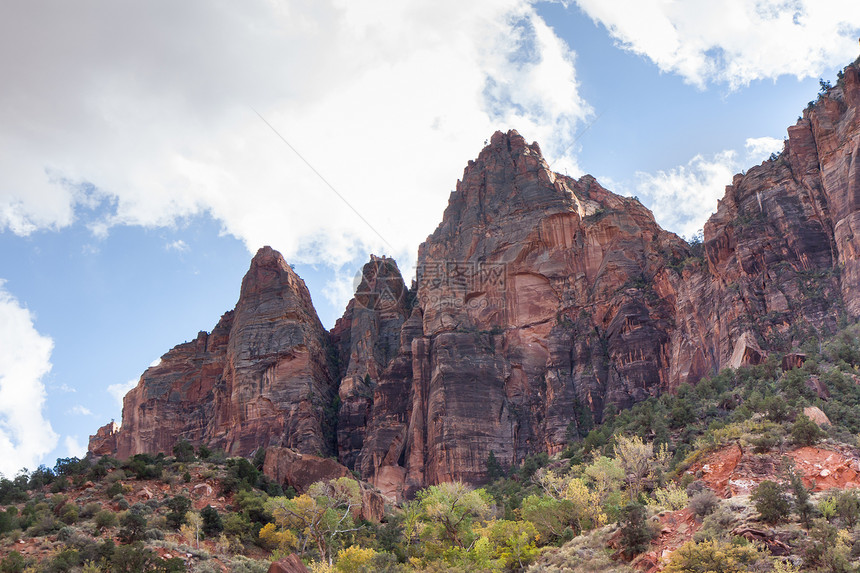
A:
1,0,859,477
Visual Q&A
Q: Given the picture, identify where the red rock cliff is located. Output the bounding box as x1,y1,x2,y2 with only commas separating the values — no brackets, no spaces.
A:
92,60,860,498
350,130,690,497
102,246,336,459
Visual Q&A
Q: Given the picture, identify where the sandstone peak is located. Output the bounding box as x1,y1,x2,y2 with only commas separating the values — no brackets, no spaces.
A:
241,245,307,300
93,58,860,497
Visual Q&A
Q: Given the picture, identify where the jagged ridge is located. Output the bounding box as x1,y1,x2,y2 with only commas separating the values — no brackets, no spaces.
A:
91,60,860,501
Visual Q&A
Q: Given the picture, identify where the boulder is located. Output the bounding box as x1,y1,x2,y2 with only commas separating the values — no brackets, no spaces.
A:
267,554,308,573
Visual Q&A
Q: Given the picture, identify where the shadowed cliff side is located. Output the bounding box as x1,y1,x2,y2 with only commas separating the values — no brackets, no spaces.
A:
91,60,860,498
108,246,336,460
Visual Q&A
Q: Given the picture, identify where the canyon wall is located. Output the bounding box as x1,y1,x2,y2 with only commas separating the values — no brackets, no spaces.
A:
91,61,860,498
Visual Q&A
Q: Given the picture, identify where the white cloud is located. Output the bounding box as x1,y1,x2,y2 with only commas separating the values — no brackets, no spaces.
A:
745,136,784,160
575,0,860,88
107,379,138,409
63,435,86,459
166,240,189,252
56,384,76,393
0,0,589,297
634,132,792,239
635,150,738,239
67,405,93,416
0,281,59,476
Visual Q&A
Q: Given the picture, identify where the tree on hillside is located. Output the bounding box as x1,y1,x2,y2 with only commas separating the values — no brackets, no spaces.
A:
172,440,195,462
416,481,492,551
584,455,625,503
783,459,813,528
790,413,825,446
751,480,790,524
614,434,668,498
265,477,362,564
534,469,606,532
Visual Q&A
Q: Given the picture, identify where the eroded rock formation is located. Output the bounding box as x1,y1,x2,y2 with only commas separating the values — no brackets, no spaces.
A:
91,60,860,499
107,246,336,460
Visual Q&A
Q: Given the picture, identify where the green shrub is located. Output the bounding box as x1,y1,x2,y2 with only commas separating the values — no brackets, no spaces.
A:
617,502,656,558
694,506,737,543
106,481,124,498
80,502,101,518
43,548,82,573
94,509,118,530
60,503,79,524
689,490,719,517
119,509,148,543
790,413,825,446
172,440,196,463
50,476,69,493
834,489,860,527
166,496,191,530
201,505,223,537
751,433,779,453
0,551,28,573
663,539,764,572
0,507,19,533
751,480,790,523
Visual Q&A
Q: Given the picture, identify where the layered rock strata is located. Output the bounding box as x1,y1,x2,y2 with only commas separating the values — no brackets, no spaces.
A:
108,246,336,460
91,61,860,498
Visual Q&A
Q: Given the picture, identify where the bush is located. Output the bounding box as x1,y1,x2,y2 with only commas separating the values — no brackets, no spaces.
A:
663,539,764,572
790,414,825,446
201,505,223,537
694,506,737,543
51,476,69,493
166,496,191,530
834,489,860,527
685,480,708,496
751,480,790,524
0,507,18,534
43,548,82,573
618,502,656,558
751,433,779,454
106,481,124,498
0,551,28,573
173,440,196,463
57,525,76,542
764,395,789,423
144,527,165,540
689,490,720,517
80,502,102,519
94,509,118,530
119,509,147,543
650,484,688,511
335,545,377,572
230,556,269,573
230,555,271,573
60,503,79,524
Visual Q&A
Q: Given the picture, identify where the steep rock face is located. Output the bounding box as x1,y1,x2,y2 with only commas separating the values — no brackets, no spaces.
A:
114,316,233,459
350,63,860,493
329,256,409,469
669,62,860,382
94,60,860,499
88,421,120,457
212,246,335,456
103,246,336,459
351,130,691,497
